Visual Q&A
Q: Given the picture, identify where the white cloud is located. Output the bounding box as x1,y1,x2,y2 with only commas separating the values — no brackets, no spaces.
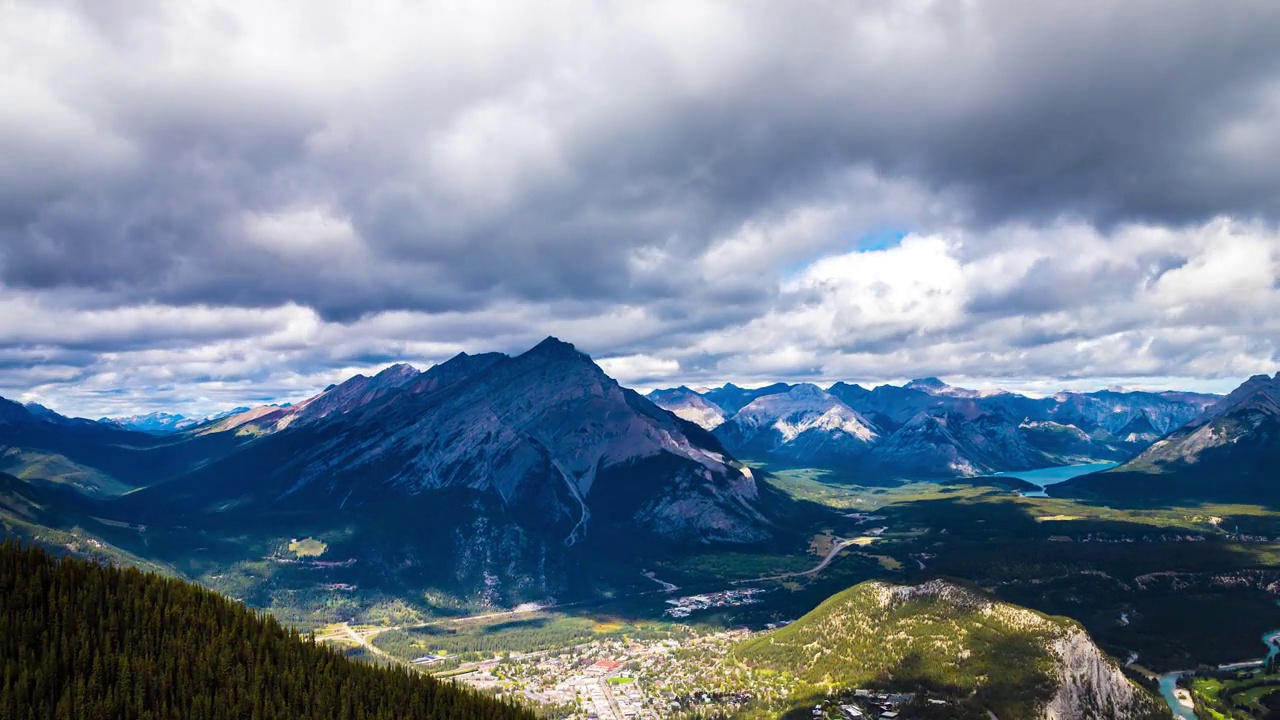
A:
596,354,681,385
2,0,1280,415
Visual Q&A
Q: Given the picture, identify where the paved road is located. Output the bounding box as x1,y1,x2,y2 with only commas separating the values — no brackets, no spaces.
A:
599,677,624,720
734,537,861,584
317,537,862,662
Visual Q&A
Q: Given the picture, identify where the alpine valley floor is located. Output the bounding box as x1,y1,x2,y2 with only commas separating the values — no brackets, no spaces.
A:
283,463,1280,720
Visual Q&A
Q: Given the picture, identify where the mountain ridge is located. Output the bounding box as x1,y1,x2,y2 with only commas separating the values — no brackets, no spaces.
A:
1052,372,1280,504
647,377,1226,478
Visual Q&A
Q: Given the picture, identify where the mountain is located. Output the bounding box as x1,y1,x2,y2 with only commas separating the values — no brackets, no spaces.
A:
0,541,534,720
866,410,1055,477
646,386,728,429
1115,413,1161,444
191,362,432,436
87,338,799,606
139,338,779,545
702,382,794,414
713,384,880,465
904,376,991,398
0,396,252,496
1017,419,1129,463
732,579,1166,720
1052,372,1280,504
843,382,976,427
101,411,199,433
0,339,806,610
1047,389,1209,437
100,406,258,434
825,380,870,406
683,376,1224,478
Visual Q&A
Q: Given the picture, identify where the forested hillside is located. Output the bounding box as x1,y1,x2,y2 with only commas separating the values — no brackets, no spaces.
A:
0,541,535,720
732,579,1167,720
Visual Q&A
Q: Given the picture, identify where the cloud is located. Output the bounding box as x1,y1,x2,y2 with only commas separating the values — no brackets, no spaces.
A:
1,0,1279,414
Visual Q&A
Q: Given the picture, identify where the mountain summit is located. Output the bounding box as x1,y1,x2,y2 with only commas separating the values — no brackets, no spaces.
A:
111,338,785,602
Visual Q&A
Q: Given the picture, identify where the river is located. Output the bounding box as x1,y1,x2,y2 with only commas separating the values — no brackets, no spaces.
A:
1157,628,1280,719
995,462,1120,497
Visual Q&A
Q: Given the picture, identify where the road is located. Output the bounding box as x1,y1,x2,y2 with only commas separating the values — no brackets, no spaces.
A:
599,677,624,720
316,537,863,662
734,537,862,584
314,622,399,662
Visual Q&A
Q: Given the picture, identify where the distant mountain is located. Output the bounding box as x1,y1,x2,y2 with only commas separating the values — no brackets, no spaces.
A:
1115,413,1161,444
866,410,1055,477
904,376,992,398
0,397,250,496
101,406,255,434
1052,372,1280,504
825,380,870,406
647,377,1223,478
713,384,880,465
701,382,793,414
646,386,728,429
100,411,198,433
1047,389,1210,437
732,579,1166,719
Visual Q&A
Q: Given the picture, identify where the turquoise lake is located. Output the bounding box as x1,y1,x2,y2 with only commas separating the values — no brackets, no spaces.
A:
996,462,1121,497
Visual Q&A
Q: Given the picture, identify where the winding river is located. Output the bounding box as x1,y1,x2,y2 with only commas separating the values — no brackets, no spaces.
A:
1157,629,1280,719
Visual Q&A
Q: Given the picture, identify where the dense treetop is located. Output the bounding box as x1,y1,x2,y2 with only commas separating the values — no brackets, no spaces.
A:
0,541,536,720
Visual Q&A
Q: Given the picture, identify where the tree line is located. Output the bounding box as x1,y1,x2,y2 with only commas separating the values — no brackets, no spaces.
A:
0,541,536,720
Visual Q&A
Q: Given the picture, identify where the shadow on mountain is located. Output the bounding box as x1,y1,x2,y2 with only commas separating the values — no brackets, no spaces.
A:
771,645,1049,720
876,492,1280,672
1048,466,1280,511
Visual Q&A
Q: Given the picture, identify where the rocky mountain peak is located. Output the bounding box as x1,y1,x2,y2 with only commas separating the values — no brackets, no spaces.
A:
784,383,826,399
522,336,586,360
906,376,948,392
373,363,420,383
1204,370,1280,420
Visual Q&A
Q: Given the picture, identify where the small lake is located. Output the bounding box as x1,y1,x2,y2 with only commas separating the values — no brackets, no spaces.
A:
996,462,1120,497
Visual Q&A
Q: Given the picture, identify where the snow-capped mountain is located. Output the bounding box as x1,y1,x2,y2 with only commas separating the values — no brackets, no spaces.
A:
650,375,1223,478
713,384,880,464
100,412,198,434
903,377,997,398
101,407,254,434
646,387,728,430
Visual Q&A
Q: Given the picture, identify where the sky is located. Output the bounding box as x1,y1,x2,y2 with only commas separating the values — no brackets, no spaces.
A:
2,0,1280,417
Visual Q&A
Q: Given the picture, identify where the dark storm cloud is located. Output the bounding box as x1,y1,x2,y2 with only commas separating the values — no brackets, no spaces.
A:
3,0,1280,319
1,0,1279,413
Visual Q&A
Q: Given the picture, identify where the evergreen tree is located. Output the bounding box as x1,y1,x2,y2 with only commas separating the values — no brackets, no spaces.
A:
0,541,535,720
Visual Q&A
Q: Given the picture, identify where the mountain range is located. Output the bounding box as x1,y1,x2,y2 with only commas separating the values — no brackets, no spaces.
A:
648,378,1223,478
0,338,805,607
1051,372,1280,504
3,338,1277,613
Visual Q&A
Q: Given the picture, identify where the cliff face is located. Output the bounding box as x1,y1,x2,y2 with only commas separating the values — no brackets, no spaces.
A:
1045,628,1167,720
